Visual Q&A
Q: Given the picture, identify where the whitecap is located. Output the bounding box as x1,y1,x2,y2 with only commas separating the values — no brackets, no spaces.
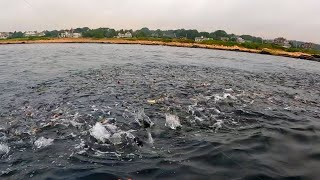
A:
89,122,111,143
0,143,10,155
224,88,234,93
165,114,181,130
34,137,54,149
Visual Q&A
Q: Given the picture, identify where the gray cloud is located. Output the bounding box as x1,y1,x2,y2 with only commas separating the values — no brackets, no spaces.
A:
1,0,319,43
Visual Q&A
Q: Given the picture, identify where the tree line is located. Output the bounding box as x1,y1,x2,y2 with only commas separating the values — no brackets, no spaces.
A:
40,27,264,43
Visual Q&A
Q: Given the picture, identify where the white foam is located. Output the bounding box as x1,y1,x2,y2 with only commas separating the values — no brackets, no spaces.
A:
212,120,223,132
109,132,123,145
134,108,154,127
34,137,54,149
124,131,135,139
209,108,221,114
104,124,118,133
74,139,85,149
91,105,99,112
147,131,154,145
89,122,111,143
284,106,291,111
214,95,225,102
224,88,234,93
214,93,237,102
195,116,204,122
223,93,237,100
69,120,83,128
0,143,10,155
165,114,182,130
109,131,136,145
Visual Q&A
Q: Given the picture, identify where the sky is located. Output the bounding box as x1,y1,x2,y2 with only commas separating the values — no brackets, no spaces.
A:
1,0,319,43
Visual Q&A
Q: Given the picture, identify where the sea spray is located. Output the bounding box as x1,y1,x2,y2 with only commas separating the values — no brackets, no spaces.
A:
134,108,154,128
89,122,111,143
147,129,154,145
34,137,54,149
165,114,181,130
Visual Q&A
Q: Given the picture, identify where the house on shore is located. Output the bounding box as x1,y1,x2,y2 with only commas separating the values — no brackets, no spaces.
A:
72,33,82,38
301,42,314,49
195,36,213,42
236,37,245,44
117,32,132,38
273,37,291,48
24,31,45,37
0,32,10,39
59,29,82,38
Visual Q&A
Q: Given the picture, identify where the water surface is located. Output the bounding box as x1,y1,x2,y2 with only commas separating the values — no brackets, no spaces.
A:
0,44,320,180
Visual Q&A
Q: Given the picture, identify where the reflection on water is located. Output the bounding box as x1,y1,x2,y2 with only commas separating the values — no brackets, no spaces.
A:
0,44,320,179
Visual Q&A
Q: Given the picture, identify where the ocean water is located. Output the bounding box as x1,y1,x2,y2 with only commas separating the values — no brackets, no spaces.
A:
0,43,320,180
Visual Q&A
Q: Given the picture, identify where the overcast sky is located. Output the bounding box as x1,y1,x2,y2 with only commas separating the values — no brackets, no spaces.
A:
1,0,319,43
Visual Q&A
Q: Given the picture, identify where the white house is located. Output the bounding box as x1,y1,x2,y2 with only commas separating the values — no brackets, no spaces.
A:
24,31,45,37
236,37,245,44
59,30,82,38
273,37,286,45
72,33,82,38
195,36,213,42
37,31,46,37
59,32,71,38
24,31,38,37
273,37,291,48
0,32,9,39
117,32,132,38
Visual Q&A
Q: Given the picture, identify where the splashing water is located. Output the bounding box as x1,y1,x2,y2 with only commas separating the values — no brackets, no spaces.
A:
134,108,154,128
165,114,182,130
34,137,54,149
89,122,111,143
0,144,10,156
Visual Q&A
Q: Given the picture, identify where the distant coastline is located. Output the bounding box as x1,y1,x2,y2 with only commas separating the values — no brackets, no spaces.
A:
1,38,319,61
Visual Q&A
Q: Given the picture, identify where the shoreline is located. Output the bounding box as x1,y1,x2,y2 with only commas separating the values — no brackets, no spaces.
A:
1,38,319,61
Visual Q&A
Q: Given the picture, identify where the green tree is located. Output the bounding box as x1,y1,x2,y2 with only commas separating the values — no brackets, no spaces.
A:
105,28,117,38
44,30,59,37
82,28,105,38
74,27,90,33
240,35,263,43
210,30,228,39
10,31,24,38
134,27,151,37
